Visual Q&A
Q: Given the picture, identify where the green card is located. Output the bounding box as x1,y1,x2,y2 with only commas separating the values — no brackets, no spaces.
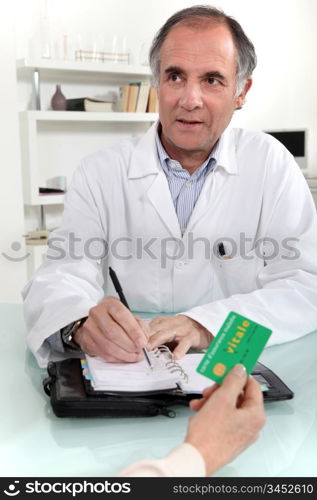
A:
197,312,272,384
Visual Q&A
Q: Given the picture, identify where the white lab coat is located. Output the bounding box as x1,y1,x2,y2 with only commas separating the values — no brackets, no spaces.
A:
23,122,317,367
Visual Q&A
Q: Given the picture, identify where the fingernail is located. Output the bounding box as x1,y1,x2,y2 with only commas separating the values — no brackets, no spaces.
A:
232,364,246,377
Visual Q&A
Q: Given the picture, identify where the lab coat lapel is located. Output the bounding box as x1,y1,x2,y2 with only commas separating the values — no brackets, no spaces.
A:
146,172,181,238
186,128,238,233
185,167,230,232
128,121,181,238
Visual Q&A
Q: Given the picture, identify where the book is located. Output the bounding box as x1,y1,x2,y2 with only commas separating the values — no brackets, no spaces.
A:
66,97,113,112
39,187,65,194
84,348,212,394
25,230,50,246
135,81,151,113
117,85,130,112
127,82,141,112
147,86,159,113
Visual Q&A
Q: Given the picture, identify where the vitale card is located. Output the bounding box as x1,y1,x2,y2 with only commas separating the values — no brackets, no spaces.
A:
197,312,272,384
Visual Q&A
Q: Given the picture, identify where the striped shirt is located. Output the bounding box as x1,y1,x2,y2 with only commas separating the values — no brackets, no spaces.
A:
155,132,219,235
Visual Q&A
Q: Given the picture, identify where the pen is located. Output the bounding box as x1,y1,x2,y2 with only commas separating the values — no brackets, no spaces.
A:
109,266,152,370
217,241,230,259
218,242,226,256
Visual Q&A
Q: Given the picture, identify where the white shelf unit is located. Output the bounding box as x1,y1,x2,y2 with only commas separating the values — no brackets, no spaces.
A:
306,177,317,193
17,59,158,207
19,110,158,205
22,110,158,122
26,243,48,278
17,58,153,76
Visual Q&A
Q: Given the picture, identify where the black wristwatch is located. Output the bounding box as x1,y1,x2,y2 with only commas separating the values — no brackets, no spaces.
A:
61,317,87,350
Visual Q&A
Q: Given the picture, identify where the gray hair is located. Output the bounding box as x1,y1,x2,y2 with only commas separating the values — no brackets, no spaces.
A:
149,5,257,95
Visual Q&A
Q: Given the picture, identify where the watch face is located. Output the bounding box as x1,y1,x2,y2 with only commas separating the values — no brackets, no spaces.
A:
62,318,86,350
62,322,75,338
62,321,78,345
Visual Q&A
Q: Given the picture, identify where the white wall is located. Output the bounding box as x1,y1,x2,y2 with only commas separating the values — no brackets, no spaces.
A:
0,2,27,303
1,0,317,302
14,0,317,172
226,0,317,171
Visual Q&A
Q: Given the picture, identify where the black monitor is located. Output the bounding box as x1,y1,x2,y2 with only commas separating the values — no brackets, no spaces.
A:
265,129,307,171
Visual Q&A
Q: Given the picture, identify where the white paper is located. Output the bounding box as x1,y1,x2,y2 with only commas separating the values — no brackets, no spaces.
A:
85,351,214,393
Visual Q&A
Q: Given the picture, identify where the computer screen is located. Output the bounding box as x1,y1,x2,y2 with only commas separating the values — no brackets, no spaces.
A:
265,129,307,170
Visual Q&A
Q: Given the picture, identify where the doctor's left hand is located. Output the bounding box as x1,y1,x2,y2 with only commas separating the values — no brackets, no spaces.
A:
147,315,214,359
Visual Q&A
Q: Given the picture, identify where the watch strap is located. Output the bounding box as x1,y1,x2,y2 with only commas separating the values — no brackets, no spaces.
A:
61,317,87,351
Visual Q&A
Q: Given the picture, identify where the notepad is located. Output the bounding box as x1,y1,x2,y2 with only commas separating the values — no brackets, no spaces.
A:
85,348,212,395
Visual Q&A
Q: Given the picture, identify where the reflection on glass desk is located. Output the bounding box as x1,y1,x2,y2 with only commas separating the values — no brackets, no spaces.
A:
1,303,316,477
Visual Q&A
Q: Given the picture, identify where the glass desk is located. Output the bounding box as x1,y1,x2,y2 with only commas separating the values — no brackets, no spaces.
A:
1,303,316,477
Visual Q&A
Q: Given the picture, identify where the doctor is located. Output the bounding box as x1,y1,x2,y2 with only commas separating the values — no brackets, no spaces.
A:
23,6,317,367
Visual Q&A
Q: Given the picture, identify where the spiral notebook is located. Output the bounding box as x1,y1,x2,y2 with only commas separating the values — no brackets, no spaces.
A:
84,347,212,395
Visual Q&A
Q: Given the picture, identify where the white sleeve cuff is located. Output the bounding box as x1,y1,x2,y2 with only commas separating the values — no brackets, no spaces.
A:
117,443,206,477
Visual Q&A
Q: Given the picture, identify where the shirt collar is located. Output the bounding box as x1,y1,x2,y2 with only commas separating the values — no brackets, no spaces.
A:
127,120,238,180
155,128,219,174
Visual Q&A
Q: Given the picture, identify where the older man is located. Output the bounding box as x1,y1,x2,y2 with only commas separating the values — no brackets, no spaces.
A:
24,6,317,367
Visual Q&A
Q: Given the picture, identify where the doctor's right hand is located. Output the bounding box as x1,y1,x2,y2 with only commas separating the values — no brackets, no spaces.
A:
73,297,149,362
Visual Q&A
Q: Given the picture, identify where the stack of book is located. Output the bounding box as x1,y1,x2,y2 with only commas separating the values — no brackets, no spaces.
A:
117,81,158,113
66,97,113,112
65,83,158,114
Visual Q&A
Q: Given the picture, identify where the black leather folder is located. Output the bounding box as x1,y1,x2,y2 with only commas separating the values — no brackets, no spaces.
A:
43,358,294,418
